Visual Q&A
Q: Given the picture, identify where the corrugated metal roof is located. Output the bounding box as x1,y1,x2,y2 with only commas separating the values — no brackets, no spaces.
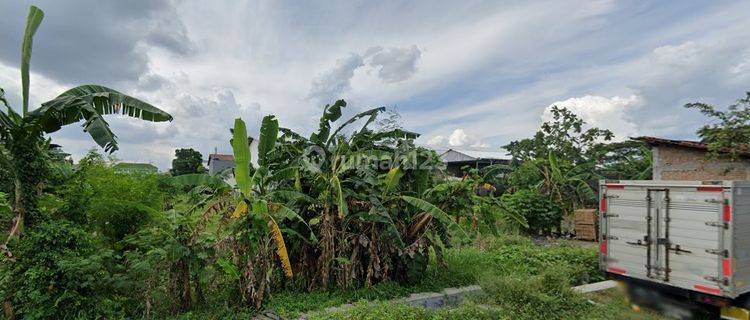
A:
439,148,510,162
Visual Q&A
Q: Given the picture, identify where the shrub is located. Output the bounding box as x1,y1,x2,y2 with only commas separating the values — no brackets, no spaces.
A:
478,265,592,320
1,221,119,319
0,192,11,242
501,189,562,234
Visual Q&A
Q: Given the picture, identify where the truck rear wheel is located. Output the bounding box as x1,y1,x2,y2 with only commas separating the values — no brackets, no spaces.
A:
624,281,718,319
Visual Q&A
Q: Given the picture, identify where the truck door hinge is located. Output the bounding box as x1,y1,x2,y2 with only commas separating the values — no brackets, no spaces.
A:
705,249,729,258
705,221,729,229
705,199,722,204
603,235,619,240
604,213,619,218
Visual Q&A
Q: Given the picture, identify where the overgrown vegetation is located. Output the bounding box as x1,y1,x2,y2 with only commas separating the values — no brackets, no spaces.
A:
309,268,665,320
303,236,660,320
2,4,742,320
501,104,652,234
166,235,602,318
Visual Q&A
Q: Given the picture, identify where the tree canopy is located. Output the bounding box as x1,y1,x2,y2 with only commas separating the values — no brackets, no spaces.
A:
685,92,750,159
170,148,205,176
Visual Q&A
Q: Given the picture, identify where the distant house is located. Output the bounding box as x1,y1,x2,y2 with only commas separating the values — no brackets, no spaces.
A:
207,154,235,175
113,162,158,174
635,136,750,181
439,149,510,177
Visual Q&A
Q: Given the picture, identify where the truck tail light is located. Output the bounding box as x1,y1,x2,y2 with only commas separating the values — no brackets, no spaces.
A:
605,184,624,189
606,267,626,275
600,239,607,254
723,258,733,277
694,284,721,295
724,203,732,223
600,197,607,213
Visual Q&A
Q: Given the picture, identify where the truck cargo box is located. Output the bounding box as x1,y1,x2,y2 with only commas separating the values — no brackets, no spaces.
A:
599,180,750,299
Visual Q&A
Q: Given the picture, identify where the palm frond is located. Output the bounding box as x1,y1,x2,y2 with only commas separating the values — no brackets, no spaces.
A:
267,216,293,278
21,6,44,115
231,118,252,195
231,200,248,219
27,85,172,152
382,166,402,196
328,106,385,145
258,115,279,166
310,100,346,144
331,175,348,218
400,195,467,238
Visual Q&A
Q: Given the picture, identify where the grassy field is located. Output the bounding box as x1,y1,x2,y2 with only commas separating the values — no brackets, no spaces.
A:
171,235,669,319
270,235,601,317
305,287,667,320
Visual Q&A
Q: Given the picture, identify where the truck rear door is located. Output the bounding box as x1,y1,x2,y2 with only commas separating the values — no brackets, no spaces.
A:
600,182,729,296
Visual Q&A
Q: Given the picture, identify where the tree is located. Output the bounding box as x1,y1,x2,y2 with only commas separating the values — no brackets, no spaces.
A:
0,6,172,258
270,100,460,289
504,106,613,165
170,148,205,176
504,107,613,233
594,140,652,180
685,92,750,159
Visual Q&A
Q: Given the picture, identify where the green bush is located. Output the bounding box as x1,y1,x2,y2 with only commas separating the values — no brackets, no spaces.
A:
89,199,156,245
501,189,562,234
0,192,11,242
479,265,592,320
1,221,119,319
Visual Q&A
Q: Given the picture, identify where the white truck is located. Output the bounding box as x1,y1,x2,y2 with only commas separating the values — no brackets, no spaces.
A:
599,180,750,319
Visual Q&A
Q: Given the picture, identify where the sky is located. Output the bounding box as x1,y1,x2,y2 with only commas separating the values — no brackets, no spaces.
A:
1,0,749,170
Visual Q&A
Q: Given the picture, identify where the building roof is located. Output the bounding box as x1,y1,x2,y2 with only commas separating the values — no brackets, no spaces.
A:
209,154,235,161
208,153,235,166
634,136,750,157
633,136,710,151
439,148,510,163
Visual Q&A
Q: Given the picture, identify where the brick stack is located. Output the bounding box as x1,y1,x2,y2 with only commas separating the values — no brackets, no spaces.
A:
574,208,598,241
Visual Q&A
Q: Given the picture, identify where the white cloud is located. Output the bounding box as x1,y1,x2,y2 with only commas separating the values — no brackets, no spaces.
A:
447,129,488,148
365,45,422,83
308,53,364,102
448,129,469,146
308,45,422,102
4,1,750,170
426,135,445,146
544,95,640,140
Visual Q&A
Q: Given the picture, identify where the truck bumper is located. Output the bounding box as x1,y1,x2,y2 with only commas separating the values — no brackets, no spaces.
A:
722,306,750,320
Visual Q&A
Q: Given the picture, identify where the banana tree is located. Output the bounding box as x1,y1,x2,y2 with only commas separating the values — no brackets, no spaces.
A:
272,100,466,287
0,6,172,258
533,153,598,232
228,116,313,308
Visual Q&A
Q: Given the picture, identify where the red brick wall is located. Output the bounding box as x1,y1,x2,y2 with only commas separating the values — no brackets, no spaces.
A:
654,145,750,181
